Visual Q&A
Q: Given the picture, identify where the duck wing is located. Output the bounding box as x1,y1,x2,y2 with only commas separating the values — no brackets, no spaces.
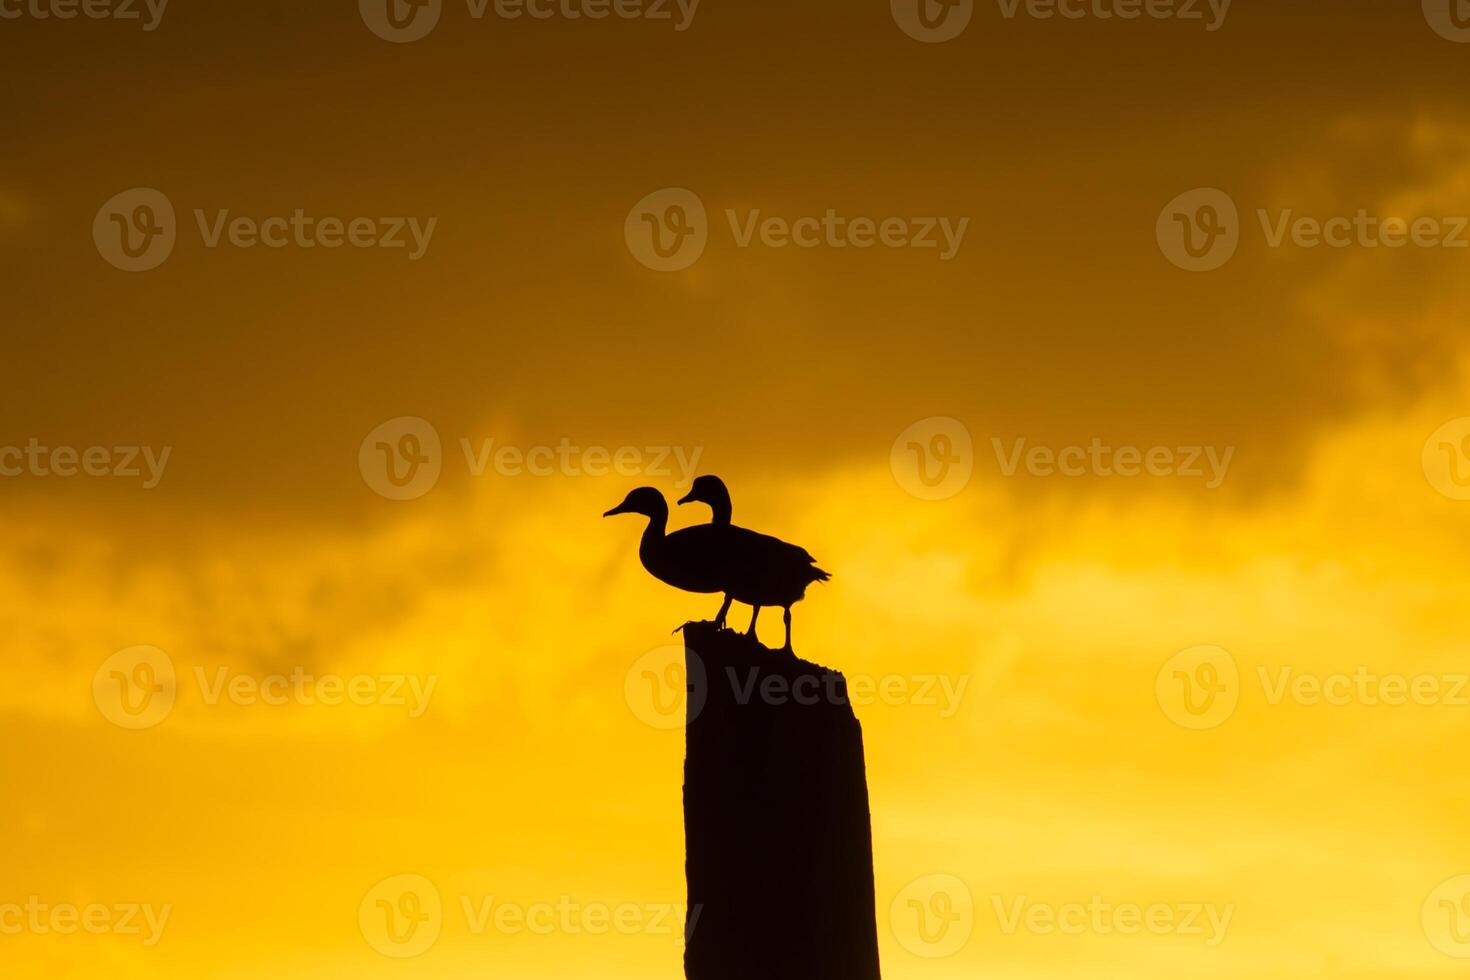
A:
719,525,832,602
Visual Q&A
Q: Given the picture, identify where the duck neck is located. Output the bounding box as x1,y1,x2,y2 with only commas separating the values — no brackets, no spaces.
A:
708,488,732,526
639,510,669,547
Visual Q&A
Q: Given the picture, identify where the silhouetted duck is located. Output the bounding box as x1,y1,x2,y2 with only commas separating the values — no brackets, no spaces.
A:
603,486,730,599
673,475,830,652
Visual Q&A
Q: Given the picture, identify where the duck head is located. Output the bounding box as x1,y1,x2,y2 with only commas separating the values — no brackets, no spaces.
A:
677,475,732,524
602,486,668,519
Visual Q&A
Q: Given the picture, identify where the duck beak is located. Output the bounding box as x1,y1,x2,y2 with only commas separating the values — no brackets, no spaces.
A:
676,491,696,506
603,503,629,517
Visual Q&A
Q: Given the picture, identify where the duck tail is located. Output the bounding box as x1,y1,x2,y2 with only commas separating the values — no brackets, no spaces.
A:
810,566,832,584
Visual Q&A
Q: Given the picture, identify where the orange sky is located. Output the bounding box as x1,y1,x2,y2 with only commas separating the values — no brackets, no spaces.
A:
5,1,1470,977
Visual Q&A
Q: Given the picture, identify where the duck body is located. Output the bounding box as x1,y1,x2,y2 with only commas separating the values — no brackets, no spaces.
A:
638,523,730,595
699,523,830,608
673,475,830,650
606,481,831,651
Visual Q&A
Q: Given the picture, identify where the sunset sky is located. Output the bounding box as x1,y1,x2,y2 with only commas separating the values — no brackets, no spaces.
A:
5,0,1470,977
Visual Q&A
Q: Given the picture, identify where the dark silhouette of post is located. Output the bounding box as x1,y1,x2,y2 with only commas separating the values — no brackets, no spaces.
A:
681,620,882,980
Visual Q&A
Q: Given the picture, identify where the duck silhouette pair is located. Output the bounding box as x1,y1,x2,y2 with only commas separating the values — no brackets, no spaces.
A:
604,476,830,652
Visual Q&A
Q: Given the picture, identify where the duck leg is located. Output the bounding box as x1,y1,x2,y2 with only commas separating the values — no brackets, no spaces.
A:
714,594,733,628
782,606,793,652
746,606,761,636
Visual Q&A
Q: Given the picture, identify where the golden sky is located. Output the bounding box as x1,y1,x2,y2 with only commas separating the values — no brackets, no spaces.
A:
6,1,1470,977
